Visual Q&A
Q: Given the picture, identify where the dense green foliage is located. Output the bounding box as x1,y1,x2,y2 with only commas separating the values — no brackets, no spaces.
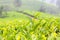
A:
0,11,60,40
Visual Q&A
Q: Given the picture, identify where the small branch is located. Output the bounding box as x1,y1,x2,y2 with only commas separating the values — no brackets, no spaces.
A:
16,11,39,20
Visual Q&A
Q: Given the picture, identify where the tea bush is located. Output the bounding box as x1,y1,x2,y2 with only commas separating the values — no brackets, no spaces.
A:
0,11,60,40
